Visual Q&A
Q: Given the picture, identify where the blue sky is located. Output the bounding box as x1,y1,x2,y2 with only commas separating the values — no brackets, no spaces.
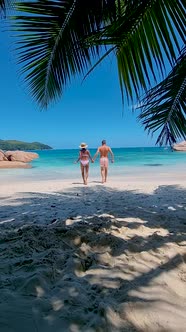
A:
0,24,158,149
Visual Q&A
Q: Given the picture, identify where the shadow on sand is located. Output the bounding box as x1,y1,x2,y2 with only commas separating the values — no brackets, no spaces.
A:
0,184,186,331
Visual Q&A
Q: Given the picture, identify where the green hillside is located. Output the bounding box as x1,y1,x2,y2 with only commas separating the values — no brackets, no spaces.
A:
0,139,52,151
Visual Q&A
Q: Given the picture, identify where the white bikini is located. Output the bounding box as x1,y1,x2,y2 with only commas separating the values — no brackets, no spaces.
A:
80,159,89,166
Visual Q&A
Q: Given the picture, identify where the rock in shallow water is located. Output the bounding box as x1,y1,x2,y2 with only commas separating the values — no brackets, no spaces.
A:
173,140,186,151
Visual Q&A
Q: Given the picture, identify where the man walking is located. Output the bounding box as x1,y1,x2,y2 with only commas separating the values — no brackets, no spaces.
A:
93,140,114,183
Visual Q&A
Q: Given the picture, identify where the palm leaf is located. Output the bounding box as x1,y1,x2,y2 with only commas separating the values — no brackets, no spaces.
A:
0,0,6,12
88,0,186,103
13,0,117,108
0,0,12,15
12,0,186,111
138,47,186,146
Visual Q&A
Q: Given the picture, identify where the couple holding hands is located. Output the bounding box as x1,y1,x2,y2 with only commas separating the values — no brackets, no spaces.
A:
75,140,114,185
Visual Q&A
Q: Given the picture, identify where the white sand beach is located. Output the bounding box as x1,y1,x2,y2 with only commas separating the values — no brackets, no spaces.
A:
0,171,186,332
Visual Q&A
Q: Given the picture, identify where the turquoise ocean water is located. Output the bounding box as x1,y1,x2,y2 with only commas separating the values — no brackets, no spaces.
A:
0,147,186,182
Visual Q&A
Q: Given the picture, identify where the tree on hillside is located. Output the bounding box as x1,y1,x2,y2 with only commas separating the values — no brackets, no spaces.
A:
1,0,186,145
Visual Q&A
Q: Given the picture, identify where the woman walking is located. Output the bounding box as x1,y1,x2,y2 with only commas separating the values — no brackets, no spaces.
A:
75,143,94,185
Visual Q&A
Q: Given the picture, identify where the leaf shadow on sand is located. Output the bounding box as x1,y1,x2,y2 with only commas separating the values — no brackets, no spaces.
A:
0,185,186,331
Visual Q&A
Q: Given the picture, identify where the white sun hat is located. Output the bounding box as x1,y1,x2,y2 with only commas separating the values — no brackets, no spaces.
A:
79,142,88,149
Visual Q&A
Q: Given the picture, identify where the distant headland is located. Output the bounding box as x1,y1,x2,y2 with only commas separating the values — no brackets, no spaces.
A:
0,139,52,151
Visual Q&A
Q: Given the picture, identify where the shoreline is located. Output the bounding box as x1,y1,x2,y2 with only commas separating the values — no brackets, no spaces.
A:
0,165,185,195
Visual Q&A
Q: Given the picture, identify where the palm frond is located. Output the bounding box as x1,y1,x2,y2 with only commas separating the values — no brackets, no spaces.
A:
0,0,6,12
0,0,12,15
13,0,117,108
89,0,186,103
138,47,186,146
12,0,186,110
